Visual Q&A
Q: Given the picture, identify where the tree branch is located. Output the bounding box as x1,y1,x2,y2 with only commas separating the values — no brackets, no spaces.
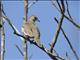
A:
60,0,65,13
51,1,79,59
23,0,28,60
0,2,5,60
65,0,73,20
24,0,28,21
50,0,65,53
50,14,64,53
64,15,80,29
1,19,5,60
54,17,79,60
14,31,61,60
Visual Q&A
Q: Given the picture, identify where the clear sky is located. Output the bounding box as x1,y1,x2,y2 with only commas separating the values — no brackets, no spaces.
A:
1,1,80,60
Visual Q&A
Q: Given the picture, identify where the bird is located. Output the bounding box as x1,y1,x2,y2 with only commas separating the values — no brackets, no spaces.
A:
22,16,41,46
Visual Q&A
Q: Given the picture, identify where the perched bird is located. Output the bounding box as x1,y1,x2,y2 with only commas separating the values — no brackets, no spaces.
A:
22,16,41,46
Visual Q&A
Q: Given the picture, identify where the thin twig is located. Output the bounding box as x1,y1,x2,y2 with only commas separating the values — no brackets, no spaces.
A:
28,0,38,9
65,0,73,20
56,0,62,13
66,52,71,60
29,54,33,60
51,0,60,12
64,15,80,29
53,49,65,60
15,44,24,56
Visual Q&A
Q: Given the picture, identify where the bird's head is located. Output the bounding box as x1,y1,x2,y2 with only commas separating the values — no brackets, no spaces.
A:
29,16,40,23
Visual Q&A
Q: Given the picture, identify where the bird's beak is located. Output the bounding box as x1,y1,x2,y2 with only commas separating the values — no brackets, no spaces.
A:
37,19,40,22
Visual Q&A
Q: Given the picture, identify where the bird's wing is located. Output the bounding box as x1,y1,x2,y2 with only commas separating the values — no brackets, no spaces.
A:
30,24,40,38
30,24,41,46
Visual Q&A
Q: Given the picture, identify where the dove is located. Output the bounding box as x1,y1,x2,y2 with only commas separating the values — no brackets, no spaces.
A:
22,16,41,46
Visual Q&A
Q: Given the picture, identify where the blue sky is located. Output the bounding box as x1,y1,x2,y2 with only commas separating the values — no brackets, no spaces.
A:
1,1,80,60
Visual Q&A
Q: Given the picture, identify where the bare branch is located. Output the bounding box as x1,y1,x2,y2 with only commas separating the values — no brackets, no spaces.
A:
54,17,79,60
50,0,65,53
52,0,80,29
1,19,5,60
50,14,64,53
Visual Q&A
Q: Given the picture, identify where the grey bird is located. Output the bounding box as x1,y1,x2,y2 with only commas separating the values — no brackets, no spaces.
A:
22,16,41,46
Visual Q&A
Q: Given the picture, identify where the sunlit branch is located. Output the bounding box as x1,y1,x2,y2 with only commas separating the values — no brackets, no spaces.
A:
50,14,64,53
50,0,65,53
24,0,28,60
